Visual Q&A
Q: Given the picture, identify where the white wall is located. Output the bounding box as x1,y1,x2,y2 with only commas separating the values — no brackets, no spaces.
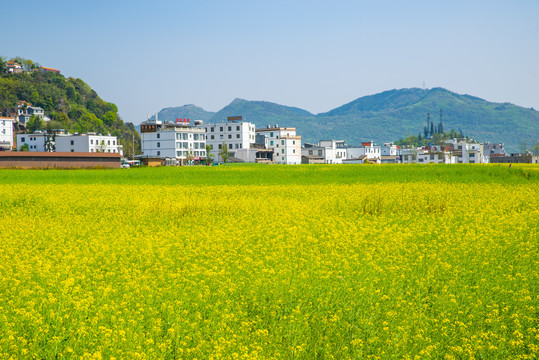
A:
16,133,46,151
56,134,121,154
0,118,13,149
258,128,301,164
203,122,255,162
142,126,206,160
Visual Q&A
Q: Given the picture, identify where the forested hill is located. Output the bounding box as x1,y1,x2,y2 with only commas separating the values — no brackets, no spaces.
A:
0,57,139,155
156,88,539,153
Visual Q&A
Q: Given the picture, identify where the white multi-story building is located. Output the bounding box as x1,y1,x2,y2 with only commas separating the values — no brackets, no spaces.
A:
201,117,256,162
17,132,122,154
399,139,487,164
302,140,347,164
55,133,122,155
0,117,14,150
256,125,301,164
17,132,47,151
141,119,206,164
347,141,382,161
444,138,487,163
382,142,398,156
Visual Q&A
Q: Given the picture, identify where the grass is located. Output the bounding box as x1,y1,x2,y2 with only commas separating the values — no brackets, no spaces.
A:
0,163,538,186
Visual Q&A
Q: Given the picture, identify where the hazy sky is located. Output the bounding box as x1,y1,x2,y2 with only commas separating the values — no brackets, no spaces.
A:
2,0,538,124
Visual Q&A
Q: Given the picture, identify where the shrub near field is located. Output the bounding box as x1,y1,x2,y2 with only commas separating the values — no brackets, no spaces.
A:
0,165,537,359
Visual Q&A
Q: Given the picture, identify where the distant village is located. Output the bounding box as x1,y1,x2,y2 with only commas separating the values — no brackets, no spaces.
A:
1,61,538,168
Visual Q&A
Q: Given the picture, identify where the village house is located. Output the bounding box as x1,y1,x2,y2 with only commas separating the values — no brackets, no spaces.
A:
140,117,206,165
200,116,256,163
301,140,347,164
489,153,539,164
16,101,49,126
16,131,122,155
6,61,22,74
345,141,382,163
0,117,14,151
256,125,301,165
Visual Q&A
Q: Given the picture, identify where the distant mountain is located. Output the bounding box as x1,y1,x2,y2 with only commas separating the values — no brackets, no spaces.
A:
154,88,539,153
151,104,215,122
209,98,314,125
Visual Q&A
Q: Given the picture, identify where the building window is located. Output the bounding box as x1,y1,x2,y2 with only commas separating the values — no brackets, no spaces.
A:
218,144,222,149
211,127,214,132
220,127,223,131
228,126,231,131
235,143,239,149
270,132,273,137
270,141,273,146
236,126,240,131
228,144,233,149
71,149,74,152
318,150,322,156
157,151,160,156
228,134,232,139
90,139,93,145
70,140,74,145
108,140,110,145
308,150,313,155
21,137,25,142
211,135,214,140
293,149,295,153
282,157,284,160
281,140,284,145
157,134,160,139
236,134,240,138
293,141,295,145
157,142,160,148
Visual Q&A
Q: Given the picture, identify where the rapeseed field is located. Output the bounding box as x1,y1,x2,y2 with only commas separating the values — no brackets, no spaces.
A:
0,165,537,359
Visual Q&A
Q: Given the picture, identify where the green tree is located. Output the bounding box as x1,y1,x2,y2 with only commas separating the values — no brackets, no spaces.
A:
185,150,195,165
0,58,6,74
218,142,230,163
533,142,539,156
520,141,528,154
26,115,44,133
20,143,29,151
205,144,214,164
103,111,117,126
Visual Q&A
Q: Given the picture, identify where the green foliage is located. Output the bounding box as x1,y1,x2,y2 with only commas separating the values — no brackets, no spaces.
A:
0,56,140,154
205,144,214,164
395,129,464,148
218,141,230,163
26,115,44,133
19,143,29,151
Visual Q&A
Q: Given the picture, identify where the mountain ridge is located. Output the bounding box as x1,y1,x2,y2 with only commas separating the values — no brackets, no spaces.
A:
152,88,539,153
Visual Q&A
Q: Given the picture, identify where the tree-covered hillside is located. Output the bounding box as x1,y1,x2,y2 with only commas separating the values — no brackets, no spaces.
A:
0,57,140,155
155,88,539,153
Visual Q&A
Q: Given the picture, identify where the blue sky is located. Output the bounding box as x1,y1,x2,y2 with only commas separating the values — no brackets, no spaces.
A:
2,0,538,124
